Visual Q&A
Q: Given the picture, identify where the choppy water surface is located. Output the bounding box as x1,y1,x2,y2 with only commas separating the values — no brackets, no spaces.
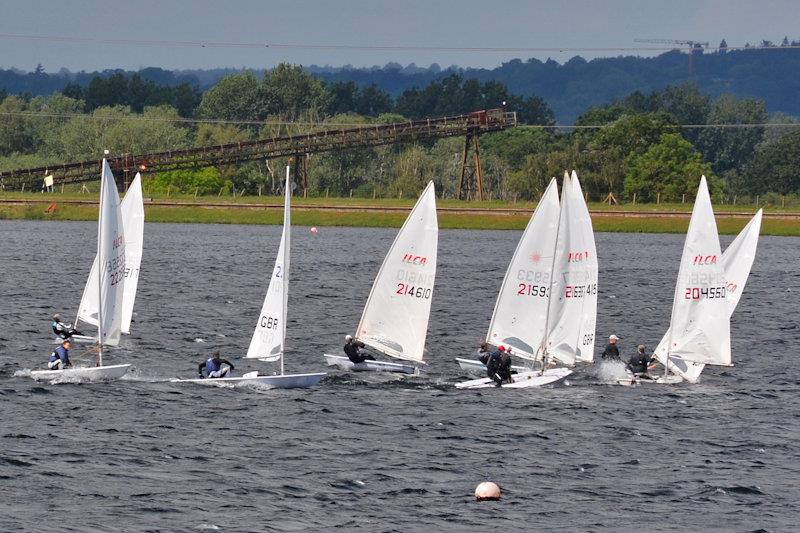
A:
1,220,798,532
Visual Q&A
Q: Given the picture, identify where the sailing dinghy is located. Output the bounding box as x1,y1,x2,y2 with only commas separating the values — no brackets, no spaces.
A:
69,172,145,342
173,167,326,389
640,206,762,384
457,171,598,389
324,181,438,374
32,160,131,382
648,176,732,384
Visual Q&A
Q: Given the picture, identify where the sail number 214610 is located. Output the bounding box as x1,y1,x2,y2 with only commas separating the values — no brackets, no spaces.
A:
396,284,432,299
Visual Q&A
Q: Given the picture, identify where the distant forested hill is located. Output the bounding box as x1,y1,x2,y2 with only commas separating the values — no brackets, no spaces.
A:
2,47,799,123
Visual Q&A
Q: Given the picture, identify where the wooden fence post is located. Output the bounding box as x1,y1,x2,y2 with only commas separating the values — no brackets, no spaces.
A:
755,195,759,207
682,194,685,204
657,192,660,205
632,192,637,205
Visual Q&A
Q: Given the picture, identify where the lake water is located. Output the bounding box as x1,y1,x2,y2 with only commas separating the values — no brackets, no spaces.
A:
1,220,798,531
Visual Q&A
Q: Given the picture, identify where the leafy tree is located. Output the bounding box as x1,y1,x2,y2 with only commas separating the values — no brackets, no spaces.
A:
624,133,719,201
742,129,800,194
150,167,228,195
696,94,766,174
481,127,554,170
263,63,330,121
0,96,34,156
197,71,276,124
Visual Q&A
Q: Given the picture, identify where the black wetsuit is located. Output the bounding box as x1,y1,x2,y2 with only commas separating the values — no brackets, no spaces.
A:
601,343,620,361
486,350,512,386
52,320,81,339
344,340,374,364
627,351,652,375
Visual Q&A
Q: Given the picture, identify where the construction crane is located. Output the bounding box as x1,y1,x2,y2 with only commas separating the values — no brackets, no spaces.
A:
634,39,710,74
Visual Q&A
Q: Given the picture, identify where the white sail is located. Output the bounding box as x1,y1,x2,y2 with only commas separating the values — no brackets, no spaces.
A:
655,208,762,381
120,173,144,334
656,176,730,369
544,172,598,366
569,171,598,363
485,178,560,361
356,181,438,362
76,256,100,328
246,166,291,364
96,160,126,347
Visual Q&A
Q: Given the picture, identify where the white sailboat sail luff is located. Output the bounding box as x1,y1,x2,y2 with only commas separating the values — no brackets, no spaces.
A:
568,171,598,363
485,178,560,362
246,166,291,365
119,173,144,334
658,176,730,368
356,181,438,362
655,208,762,382
96,160,126,348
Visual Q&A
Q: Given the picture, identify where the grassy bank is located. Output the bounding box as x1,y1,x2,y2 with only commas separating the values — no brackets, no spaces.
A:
1,193,797,236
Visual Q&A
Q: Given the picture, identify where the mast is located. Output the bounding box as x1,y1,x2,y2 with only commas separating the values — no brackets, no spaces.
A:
280,165,290,376
96,159,106,366
539,172,568,373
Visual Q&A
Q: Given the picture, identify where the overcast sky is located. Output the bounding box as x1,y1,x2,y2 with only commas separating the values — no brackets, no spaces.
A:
1,0,799,72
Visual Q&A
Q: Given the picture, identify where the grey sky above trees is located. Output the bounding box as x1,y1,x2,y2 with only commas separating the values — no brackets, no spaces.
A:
2,0,799,72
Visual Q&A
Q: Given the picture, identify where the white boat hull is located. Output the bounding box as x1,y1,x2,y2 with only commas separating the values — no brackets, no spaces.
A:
323,354,420,374
455,357,528,376
30,363,131,382
455,367,572,389
172,372,327,389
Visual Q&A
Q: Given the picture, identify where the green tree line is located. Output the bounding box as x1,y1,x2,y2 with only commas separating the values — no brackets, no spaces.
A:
0,64,797,201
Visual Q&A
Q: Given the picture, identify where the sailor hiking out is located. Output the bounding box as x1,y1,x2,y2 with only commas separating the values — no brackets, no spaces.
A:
601,334,621,361
198,351,235,379
486,345,513,387
343,335,375,364
476,341,491,365
627,344,654,379
51,313,82,339
48,339,72,369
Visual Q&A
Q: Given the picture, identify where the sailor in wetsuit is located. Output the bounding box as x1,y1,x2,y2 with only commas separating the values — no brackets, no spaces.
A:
486,345,513,387
48,339,72,370
477,341,491,365
198,351,235,379
601,334,621,361
51,313,82,339
344,335,375,364
627,344,654,379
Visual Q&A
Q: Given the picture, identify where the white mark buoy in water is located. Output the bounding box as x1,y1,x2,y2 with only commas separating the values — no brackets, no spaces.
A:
475,481,501,501
310,226,318,234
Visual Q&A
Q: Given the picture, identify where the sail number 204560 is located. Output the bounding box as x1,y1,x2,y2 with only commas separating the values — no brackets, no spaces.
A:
396,284,432,299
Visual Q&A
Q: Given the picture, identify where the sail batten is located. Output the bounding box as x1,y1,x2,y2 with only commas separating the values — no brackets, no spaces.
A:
356,182,438,362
